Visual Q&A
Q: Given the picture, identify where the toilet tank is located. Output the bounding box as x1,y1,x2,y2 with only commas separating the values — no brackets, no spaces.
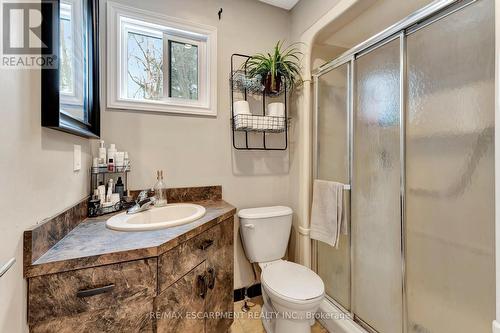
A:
238,206,293,263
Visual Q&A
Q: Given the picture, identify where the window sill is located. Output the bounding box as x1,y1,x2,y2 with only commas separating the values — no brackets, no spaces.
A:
106,98,217,117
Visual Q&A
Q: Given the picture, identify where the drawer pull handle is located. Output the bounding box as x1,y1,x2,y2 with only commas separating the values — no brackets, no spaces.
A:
198,239,214,250
76,284,115,298
206,267,216,290
197,275,208,299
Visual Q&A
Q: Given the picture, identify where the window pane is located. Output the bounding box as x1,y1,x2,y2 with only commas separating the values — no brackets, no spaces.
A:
59,0,87,123
169,41,198,100
60,5,73,95
127,32,163,100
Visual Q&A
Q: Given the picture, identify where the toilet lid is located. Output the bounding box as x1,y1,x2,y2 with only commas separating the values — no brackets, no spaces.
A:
262,261,324,301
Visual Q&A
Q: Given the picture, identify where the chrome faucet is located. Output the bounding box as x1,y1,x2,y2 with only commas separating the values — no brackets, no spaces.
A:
127,190,156,215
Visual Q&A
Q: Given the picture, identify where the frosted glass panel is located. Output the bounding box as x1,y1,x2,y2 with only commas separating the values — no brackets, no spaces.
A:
316,63,350,310
352,39,402,332
406,1,495,332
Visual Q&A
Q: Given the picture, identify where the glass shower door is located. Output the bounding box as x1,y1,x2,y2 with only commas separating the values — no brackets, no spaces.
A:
315,62,351,310
352,38,403,333
405,0,495,332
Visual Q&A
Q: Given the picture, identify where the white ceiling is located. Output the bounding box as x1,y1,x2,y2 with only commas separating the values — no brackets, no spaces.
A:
258,0,300,10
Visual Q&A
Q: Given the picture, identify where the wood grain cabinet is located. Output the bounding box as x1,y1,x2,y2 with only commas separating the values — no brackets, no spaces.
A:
27,218,234,333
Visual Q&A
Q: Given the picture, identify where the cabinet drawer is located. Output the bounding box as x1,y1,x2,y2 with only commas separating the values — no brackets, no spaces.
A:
29,298,154,333
159,223,221,291
28,258,157,325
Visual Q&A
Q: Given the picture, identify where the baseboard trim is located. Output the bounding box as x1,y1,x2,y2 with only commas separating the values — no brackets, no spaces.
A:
234,283,262,302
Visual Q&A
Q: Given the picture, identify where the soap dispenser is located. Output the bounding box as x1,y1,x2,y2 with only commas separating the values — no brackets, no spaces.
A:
154,170,167,207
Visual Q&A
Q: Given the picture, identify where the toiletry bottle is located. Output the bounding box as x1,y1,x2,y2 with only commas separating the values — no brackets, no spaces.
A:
115,152,125,168
124,152,130,170
154,170,167,207
106,179,114,203
108,158,115,172
107,144,117,165
98,183,106,204
98,140,107,167
115,177,125,199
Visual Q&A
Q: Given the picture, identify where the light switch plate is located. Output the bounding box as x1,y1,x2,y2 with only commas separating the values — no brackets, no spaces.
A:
73,145,81,171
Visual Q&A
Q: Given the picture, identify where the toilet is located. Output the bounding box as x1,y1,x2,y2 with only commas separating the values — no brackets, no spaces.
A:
238,206,325,333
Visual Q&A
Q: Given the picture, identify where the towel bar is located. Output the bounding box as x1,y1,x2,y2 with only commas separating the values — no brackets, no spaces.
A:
0,258,15,278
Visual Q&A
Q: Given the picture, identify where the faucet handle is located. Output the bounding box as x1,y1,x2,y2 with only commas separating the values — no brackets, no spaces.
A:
136,190,148,203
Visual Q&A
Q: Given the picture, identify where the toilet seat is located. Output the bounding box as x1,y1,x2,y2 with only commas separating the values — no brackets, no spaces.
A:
261,261,324,303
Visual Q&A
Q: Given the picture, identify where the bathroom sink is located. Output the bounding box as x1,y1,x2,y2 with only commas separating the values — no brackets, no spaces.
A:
106,204,206,231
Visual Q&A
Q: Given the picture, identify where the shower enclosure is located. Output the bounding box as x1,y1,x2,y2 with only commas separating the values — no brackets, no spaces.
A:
312,0,495,332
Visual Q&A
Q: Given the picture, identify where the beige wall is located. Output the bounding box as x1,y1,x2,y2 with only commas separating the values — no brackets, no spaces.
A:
98,0,292,290
0,68,92,332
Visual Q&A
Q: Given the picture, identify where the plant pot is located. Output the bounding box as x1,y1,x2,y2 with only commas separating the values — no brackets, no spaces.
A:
264,73,281,94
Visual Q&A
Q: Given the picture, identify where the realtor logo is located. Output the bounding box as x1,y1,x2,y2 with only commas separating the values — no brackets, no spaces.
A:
1,1,57,68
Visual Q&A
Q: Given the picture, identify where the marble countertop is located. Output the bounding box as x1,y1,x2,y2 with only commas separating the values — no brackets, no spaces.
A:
25,200,236,278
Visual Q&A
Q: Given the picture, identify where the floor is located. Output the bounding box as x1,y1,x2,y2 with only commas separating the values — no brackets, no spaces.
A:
231,296,329,333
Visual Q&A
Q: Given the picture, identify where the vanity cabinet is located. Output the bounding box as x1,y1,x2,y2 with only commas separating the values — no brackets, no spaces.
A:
27,217,234,333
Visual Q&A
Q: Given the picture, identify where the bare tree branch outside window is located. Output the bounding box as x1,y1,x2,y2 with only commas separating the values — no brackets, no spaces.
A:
169,41,198,100
127,33,163,100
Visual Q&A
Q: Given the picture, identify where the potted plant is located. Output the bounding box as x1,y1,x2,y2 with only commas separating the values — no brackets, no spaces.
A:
246,40,303,95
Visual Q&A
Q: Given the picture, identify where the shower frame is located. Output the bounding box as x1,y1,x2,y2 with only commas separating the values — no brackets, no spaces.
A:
311,0,485,332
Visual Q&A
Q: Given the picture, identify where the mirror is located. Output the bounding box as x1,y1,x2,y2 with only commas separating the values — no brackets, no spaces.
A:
41,0,100,138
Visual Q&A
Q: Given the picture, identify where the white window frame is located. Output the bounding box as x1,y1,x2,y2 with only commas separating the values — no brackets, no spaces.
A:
106,1,217,116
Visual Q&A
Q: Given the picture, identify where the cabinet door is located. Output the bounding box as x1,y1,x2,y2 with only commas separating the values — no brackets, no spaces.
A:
206,218,234,333
156,262,207,333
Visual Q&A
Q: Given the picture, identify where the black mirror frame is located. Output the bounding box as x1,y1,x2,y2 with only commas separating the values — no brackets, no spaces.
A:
41,0,100,138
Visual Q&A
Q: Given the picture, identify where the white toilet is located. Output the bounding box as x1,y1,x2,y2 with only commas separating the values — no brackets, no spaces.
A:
238,206,325,333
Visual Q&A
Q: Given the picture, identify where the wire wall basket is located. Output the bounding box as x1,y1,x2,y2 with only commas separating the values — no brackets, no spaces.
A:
232,114,289,133
230,53,289,150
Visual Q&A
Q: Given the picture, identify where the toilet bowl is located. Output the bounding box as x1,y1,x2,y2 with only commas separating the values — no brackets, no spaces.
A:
260,260,325,333
238,206,325,333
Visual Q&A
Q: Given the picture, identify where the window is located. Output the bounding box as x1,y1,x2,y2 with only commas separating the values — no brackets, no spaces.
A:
107,2,217,116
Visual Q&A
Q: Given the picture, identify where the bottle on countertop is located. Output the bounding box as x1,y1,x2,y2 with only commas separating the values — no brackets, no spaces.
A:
115,152,125,168
115,177,125,199
97,183,106,204
98,140,107,167
107,144,117,166
124,152,130,169
108,158,115,172
154,170,167,207
106,178,114,203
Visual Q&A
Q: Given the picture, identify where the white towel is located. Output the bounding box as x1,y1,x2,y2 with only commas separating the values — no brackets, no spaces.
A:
310,180,346,248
